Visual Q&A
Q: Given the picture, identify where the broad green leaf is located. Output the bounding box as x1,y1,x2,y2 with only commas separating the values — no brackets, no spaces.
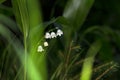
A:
12,0,47,80
81,40,101,80
27,0,47,80
63,0,94,31
12,0,29,36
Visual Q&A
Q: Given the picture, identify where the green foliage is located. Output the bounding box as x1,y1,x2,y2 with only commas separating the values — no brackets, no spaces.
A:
12,0,47,80
81,40,102,80
0,0,120,80
0,0,6,3
93,61,119,80
0,21,24,80
63,0,94,31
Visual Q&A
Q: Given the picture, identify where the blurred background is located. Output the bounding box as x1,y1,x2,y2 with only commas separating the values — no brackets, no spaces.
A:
0,0,120,80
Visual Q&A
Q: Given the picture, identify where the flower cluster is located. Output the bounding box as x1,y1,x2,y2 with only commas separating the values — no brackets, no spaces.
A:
37,41,49,52
45,29,63,39
37,29,63,52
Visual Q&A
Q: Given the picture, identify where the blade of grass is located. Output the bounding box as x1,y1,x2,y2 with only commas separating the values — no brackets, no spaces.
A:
0,24,41,80
80,40,102,80
95,63,118,80
0,24,24,80
63,0,94,31
12,1,29,79
12,0,47,80
27,0,47,80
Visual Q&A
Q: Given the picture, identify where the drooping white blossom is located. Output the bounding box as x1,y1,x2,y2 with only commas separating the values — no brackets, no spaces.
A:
51,32,57,38
45,32,51,39
44,41,48,47
37,45,44,52
56,29,63,36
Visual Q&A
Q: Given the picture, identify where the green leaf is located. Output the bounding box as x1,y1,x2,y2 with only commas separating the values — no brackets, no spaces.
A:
12,0,47,80
12,0,29,36
81,40,102,80
0,24,24,80
63,0,94,31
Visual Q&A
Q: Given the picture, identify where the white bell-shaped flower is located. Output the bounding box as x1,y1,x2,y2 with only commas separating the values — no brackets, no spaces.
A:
56,29,63,36
51,32,57,38
45,32,51,39
44,41,48,47
37,45,44,52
